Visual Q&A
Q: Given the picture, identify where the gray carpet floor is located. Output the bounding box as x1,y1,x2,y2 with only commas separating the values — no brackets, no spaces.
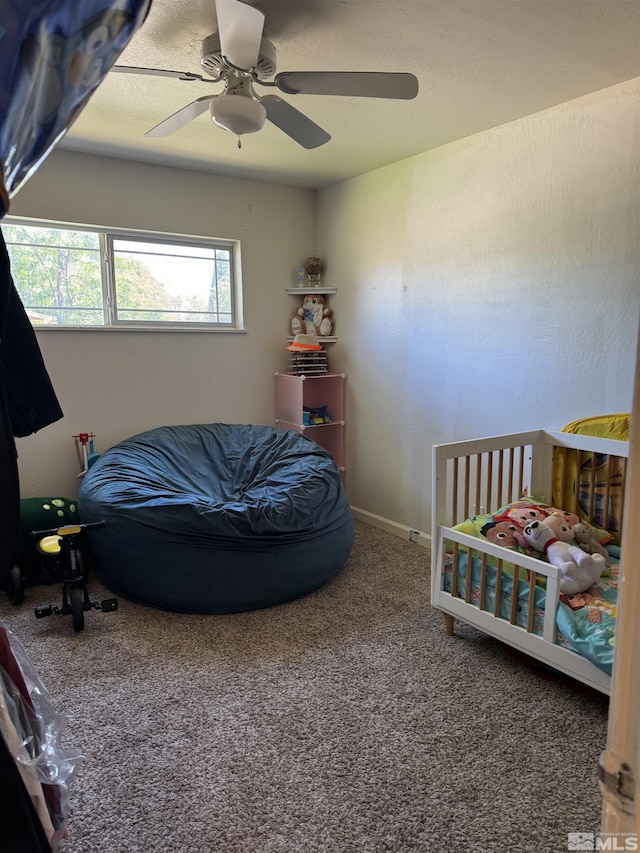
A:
0,520,608,853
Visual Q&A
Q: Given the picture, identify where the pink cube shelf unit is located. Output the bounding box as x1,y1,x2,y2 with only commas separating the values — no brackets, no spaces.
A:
275,372,346,476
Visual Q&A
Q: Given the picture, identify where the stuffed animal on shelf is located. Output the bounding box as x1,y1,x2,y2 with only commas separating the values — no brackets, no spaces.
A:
291,293,333,337
572,522,612,566
522,520,606,594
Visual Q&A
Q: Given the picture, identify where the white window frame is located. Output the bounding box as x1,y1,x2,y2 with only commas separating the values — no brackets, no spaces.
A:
3,216,244,332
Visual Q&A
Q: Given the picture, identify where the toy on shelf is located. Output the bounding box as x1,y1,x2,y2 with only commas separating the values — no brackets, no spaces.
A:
304,256,324,286
291,293,333,337
288,351,328,376
303,406,333,426
286,334,328,375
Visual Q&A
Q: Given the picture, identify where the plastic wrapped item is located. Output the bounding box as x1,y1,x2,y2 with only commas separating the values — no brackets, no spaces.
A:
0,0,152,218
0,625,82,851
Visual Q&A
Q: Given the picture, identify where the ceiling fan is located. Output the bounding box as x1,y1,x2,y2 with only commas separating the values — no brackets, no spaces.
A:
112,0,419,149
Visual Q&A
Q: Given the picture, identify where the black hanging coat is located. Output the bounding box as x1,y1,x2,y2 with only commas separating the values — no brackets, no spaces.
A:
0,227,63,577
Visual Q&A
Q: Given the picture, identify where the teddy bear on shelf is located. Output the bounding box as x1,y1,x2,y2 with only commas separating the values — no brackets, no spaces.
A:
291,293,333,337
572,522,612,566
521,519,606,594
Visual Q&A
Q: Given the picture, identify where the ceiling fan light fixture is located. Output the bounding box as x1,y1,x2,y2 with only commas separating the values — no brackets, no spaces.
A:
210,94,266,136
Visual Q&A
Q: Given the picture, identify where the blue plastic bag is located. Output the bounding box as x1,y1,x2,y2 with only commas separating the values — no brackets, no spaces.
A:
0,0,151,217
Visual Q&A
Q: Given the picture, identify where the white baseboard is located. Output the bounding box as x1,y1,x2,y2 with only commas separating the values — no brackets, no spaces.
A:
350,506,431,548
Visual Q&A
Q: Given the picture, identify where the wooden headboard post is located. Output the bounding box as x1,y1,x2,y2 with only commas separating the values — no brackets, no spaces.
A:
524,430,553,503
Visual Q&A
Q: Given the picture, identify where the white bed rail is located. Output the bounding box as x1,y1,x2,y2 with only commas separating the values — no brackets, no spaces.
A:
438,527,561,643
430,430,629,695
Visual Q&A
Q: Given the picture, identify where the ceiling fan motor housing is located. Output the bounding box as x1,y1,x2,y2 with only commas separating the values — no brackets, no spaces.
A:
201,33,276,79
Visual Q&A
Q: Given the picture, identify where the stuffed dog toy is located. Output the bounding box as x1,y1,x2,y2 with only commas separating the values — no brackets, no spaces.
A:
522,520,606,594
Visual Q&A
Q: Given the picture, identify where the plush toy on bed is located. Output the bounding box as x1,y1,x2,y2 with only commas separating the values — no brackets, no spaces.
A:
543,510,612,567
572,522,612,566
522,519,606,594
480,520,524,548
543,507,580,527
291,294,333,337
541,511,576,542
499,504,549,527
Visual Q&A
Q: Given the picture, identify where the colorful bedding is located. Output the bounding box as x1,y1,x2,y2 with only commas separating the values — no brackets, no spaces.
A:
444,499,620,675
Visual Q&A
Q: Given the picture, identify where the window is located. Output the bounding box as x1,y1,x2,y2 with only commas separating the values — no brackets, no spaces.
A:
3,218,242,330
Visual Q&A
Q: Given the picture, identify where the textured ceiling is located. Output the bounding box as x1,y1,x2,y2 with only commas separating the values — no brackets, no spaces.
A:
59,0,640,190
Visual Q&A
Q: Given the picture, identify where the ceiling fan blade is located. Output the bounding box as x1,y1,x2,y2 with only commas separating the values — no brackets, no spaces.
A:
260,95,330,149
112,65,207,82
216,0,265,71
275,72,419,100
145,96,215,137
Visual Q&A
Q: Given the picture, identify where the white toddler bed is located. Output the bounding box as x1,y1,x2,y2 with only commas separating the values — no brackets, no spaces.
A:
431,429,628,695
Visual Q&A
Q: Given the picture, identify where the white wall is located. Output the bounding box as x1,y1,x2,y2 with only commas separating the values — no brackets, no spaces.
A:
9,150,316,498
318,78,640,534
9,81,640,530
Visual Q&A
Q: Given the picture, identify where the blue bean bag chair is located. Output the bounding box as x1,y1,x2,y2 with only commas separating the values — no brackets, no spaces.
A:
78,423,354,613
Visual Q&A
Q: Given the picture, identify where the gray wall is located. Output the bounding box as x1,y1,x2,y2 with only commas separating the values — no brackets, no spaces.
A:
318,79,640,534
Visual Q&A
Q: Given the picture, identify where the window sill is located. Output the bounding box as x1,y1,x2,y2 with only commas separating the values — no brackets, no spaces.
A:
32,325,247,334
